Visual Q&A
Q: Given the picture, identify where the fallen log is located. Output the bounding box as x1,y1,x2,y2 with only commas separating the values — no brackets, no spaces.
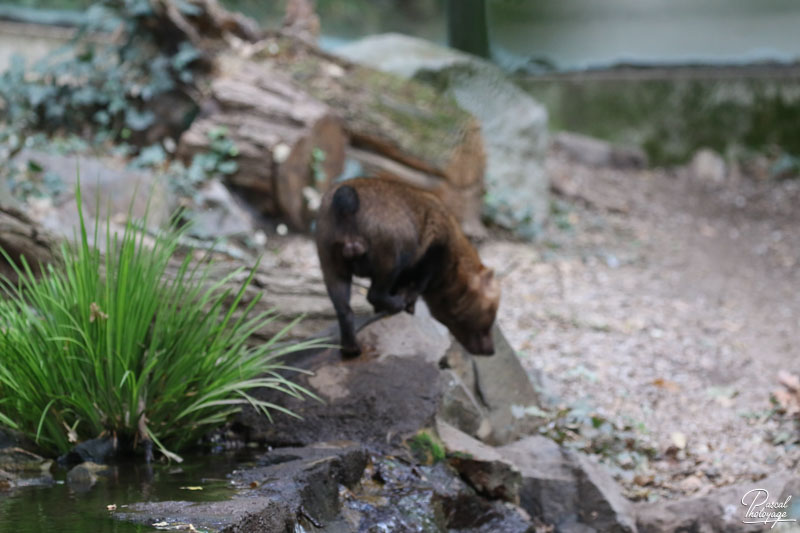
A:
178,57,347,229
179,30,487,233
0,207,58,284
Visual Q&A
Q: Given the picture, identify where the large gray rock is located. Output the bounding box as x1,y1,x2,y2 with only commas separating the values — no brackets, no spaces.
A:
437,423,637,532
236,304,545,450
437,420,523,503
500,436,636,532
442,323,546,445
337,33,550,238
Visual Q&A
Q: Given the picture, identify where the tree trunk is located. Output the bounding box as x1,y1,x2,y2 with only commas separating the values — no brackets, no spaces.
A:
446,0,490,59
179,34,487,234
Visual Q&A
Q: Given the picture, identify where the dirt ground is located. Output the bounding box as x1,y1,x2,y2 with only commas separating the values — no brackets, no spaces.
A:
481,152,800,500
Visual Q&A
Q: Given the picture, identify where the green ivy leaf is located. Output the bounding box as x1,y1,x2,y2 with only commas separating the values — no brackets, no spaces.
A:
125,108,155,131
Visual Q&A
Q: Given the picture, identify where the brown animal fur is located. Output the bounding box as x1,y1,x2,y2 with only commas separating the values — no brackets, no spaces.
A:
315,177,500,356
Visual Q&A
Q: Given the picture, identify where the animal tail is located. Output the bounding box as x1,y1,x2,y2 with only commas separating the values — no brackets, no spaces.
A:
332,185,366,259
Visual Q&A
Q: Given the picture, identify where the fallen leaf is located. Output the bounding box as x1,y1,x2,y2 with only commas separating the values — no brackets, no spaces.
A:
778,371,800,392
249,481,259,489
652,378,680,392
772,389,800,416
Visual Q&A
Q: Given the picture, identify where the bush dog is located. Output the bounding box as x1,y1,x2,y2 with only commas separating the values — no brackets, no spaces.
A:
315,177,500,357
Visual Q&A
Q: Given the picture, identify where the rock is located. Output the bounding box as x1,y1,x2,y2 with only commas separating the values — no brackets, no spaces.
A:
572,453,638,533
436,424,636,532
438,369,492,440
118,428,536,532
500,437,637,532
0,447,48,473
118,442,367,532
0,468,14,490
58,436,118,467
552,132,648,170
11,150,172,248
437,420,523,503
349,453,534,533
443,324,546,445
236,308,450,448
186,178,259,241
0,447,53,489
689,148,727,184
235,303,547,451
65,461,109,490
123,496,292,532
636,472,800,533
337,33,549,237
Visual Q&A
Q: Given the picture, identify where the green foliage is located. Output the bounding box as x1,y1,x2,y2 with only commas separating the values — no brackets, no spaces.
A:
0,186,320,461
536,402,657,473
311,147,327,185
524,76,800,166
0,0,202,140
186,127,240,183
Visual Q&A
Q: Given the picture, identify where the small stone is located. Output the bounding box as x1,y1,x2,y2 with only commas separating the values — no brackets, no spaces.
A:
689,148,726,183
66,462,108,489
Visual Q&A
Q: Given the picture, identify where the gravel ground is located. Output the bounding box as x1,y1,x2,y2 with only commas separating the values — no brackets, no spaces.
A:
481,153,800,500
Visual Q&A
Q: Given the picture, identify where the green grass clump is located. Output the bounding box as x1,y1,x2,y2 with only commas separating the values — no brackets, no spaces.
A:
0,190,319,461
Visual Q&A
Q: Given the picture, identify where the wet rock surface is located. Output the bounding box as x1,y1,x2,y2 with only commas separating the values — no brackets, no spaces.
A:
117,443,537,533
0,446,53,489
118,442,367,532
57,436,118,467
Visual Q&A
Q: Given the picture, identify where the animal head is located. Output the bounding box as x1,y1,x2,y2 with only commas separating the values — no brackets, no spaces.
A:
441,266,500,355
